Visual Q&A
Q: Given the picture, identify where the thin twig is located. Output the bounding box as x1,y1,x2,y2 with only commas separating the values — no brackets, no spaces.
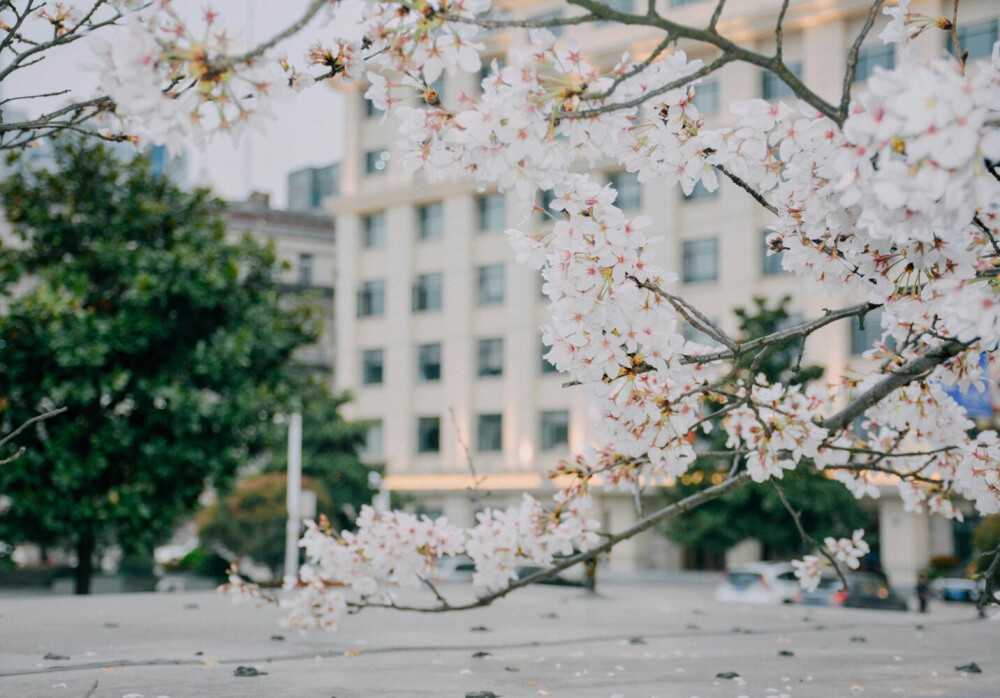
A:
837,0,887,123
716,164,778,215
772,481,849,591
0,407,68,450
709,0,727,31
950,0,965,75
448,406,484,509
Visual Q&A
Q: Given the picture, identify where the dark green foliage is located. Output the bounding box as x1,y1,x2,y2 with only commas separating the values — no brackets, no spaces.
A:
0,138,319,592
664,296,873,561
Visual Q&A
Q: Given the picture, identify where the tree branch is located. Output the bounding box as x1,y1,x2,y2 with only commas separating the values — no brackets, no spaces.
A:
837,0,886,123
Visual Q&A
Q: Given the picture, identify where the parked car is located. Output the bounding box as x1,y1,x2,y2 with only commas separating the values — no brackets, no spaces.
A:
796,571,907,611
431,554,477,584
930,576,983,603
715,562,800,604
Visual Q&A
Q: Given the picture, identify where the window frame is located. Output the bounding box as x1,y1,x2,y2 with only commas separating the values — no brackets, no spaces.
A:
477,337,504,377
361,349,384,385
476,413,503,452
477,264,505,305
412,273,443,312
682,238,719,283
417,343,442,382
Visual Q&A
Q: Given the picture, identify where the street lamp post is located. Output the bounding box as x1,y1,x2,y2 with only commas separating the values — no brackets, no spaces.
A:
284,412,303,582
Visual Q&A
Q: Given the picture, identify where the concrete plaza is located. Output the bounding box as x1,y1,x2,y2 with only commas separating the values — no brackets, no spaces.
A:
0,579,998,697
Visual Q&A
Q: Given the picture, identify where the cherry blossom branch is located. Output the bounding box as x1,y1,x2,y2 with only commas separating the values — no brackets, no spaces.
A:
631,278,737,350
837,0,887,123
214,0,328,68
772,481,849,590
972,215,1000,257
716,164,778,215
774,0,792,62
708,0,728,32
821,340,968,432
950,0,965,75
680,302,876,365
571,55,734,119
566,0,840,122
820,463,942,485
346,472,754,615
0,3,122,83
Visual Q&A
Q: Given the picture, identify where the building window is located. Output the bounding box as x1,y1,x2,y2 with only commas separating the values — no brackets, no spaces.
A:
365,149,390,174
762,232,785,276
541,340,559,374
683,179,718,201
297,253,313,286
418,343,441,382
357,280,385,317
478,193,504,231
691,80,719,115
417,417,440,453
412,273,443,312
540,411,569,450
682,239,719,283
950,20,999,61
477,338,503,377
477,265,504,305
609,172,641,211
762,63,803,100
418,202,443,240
851,308,887,355
477,414,503,452
362,349,384,385
853,45,894,83
360,420,383,461
363,212,386,248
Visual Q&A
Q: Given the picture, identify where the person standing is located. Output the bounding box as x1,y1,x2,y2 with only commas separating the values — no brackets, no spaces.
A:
916,573,931,613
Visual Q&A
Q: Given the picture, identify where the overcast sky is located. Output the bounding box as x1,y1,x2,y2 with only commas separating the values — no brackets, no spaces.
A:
4,1,347,208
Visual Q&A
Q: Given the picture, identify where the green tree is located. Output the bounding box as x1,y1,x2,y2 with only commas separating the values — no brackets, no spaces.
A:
664,296,873,563
198,472,334,579
0,138,319,593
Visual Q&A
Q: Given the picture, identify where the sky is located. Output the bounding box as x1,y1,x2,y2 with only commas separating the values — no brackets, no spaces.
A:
3,1,347,208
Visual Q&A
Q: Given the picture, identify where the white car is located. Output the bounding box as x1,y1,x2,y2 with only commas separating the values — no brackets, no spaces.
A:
715,562,801,604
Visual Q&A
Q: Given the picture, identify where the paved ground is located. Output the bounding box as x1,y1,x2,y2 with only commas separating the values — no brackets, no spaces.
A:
0,581,998,698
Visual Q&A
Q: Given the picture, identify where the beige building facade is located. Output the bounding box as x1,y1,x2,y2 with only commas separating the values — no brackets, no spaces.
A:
328,0,1000,585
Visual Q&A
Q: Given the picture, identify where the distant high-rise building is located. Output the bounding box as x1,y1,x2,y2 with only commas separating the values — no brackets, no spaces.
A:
288,163,340,212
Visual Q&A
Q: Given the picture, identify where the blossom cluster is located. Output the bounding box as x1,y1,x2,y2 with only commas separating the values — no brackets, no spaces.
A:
792,529,871,591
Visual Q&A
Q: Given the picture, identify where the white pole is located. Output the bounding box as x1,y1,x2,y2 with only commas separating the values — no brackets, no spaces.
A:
284,411,303,583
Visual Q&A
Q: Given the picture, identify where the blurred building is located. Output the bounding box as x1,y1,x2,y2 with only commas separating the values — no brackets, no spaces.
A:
288,163,341,213
327,0,1000,585
225,192,337,376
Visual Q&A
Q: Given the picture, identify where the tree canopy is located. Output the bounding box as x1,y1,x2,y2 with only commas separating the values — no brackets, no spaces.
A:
0,138,320,593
